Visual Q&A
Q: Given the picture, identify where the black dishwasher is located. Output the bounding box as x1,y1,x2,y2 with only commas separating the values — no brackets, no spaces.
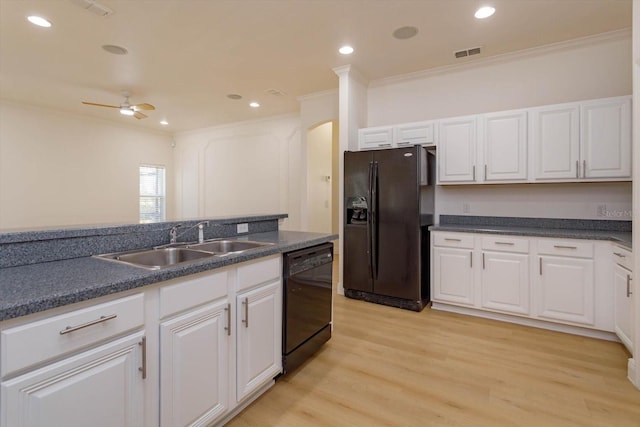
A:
281,242,333,375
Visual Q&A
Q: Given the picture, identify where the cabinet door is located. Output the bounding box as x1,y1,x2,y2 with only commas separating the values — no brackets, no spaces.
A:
394,121,436,147
536,256,594,326
236,280,282,402
581,97,631,179
531,104,580,180
1,333,144,427
438,117,477,183
613,264,633,352
358,127,393,150
481,111,527,181
160,300,229,427
481,251,529,315
433,247,475,306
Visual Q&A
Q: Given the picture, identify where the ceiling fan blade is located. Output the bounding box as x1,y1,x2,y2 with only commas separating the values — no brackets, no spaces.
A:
134,103,155,111
82,101,119,109
134,111,148,120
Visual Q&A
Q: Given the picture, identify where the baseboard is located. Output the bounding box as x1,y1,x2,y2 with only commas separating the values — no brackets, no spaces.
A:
214,381,275,426
629,358,639,390
431,302,620,342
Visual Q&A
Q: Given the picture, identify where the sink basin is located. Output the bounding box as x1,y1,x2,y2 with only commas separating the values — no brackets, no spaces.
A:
96,247,214,270
186,240,274,254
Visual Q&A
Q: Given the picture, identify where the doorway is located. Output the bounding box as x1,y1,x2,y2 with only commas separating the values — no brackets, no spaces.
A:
306,120,339,236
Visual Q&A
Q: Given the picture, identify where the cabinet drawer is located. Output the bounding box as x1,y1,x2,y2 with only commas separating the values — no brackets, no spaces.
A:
433,232,474,249
537,239,593,258
160,269,229,319
612,245,632,271
481,236,529,253
1,293,144,378
237,255,281,291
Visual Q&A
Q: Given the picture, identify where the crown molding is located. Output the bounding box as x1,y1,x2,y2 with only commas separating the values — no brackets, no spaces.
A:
333,64,370,86
370,28,632,88
296,88,338,102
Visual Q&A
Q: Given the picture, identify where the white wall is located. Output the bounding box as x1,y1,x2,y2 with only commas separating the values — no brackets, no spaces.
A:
172,114,302,230
367,31,633,221
0,100,175,230
307,122,333,233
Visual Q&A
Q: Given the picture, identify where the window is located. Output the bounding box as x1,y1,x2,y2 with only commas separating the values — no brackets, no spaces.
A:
139,165,165,223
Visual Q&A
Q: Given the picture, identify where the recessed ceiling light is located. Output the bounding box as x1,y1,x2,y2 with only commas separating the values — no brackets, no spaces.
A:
392,26,418,40
102,44,128,55
227,94,243,100
27,16,52,28
474,6,495,19
338,45,354,55
160,120,169,126
249,102,260,108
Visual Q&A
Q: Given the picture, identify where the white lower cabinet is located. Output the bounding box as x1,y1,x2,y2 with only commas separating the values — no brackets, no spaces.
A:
536,255,595,326
481,251,530,315
432,231,615,335
1,332,145,427
236,280,282,402
160,300,230,427
433,247,475,306
612,246,633,353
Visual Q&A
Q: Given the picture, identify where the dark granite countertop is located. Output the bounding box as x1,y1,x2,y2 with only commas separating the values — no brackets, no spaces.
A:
0,230,337,321
429,224,631,248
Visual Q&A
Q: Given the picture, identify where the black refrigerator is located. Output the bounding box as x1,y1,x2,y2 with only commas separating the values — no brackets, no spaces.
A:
343,145,434,311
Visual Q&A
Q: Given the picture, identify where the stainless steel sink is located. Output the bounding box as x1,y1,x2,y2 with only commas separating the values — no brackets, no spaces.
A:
186,240,274,254
95,247,214,270
95,239,274,269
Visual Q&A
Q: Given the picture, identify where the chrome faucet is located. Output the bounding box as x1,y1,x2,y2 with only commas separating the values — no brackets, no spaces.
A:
169,221,210,244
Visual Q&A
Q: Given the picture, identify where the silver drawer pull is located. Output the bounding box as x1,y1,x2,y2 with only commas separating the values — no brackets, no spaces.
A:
553,245,577,250
59,314,118,335
613,252,626,258
444,238,462,242
495,242,514,246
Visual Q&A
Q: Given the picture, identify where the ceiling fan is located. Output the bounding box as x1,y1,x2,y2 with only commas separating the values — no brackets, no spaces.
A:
82,93,155,119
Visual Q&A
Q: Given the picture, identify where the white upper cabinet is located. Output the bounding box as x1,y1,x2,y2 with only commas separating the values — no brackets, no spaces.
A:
531,103,581,180
580,96,631,179
358,121,436,150
358,126,394,150
480,110,528,182
437,116,477,183
532,96,631,181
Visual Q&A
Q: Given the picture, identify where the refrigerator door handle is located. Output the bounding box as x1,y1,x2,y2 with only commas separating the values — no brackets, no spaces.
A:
367,161,374,279
372,161,379,280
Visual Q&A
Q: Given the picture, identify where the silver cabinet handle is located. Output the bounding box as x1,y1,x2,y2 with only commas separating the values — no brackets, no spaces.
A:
379,143,392,147
583,160,586,178
138,336,147,379
627,275,633,297
445,238,461,242
397,141,411,146
576,160,579,179
59,314,117,335
495,241,514,246
554,245,577,250
484,164,487,180
539,257,542,275
224,303,231,336
473,165,476,181
470,252,473,268
482,252,485,269
614,252,626,258
242,297,249,328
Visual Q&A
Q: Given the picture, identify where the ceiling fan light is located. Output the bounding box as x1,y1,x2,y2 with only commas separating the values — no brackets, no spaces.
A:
120,108,135,116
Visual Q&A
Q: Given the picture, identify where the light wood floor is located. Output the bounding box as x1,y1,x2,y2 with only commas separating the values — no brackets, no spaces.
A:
227,259,640,427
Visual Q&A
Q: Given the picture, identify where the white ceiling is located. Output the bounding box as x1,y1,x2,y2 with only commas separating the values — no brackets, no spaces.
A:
0,0,632,133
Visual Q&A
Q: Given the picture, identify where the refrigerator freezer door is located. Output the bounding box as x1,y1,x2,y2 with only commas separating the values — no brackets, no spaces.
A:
344,151,374,293
372,147,421,300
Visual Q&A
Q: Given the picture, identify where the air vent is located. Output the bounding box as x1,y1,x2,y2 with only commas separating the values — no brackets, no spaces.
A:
454,46,482,59
266,88,286,97
69,0,115,17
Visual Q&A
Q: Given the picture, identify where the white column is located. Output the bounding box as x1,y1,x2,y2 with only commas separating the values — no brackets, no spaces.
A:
332,65,369,294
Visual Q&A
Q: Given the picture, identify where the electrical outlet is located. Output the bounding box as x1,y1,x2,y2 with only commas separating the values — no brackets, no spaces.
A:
237,223,249,233
463,203,470,214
